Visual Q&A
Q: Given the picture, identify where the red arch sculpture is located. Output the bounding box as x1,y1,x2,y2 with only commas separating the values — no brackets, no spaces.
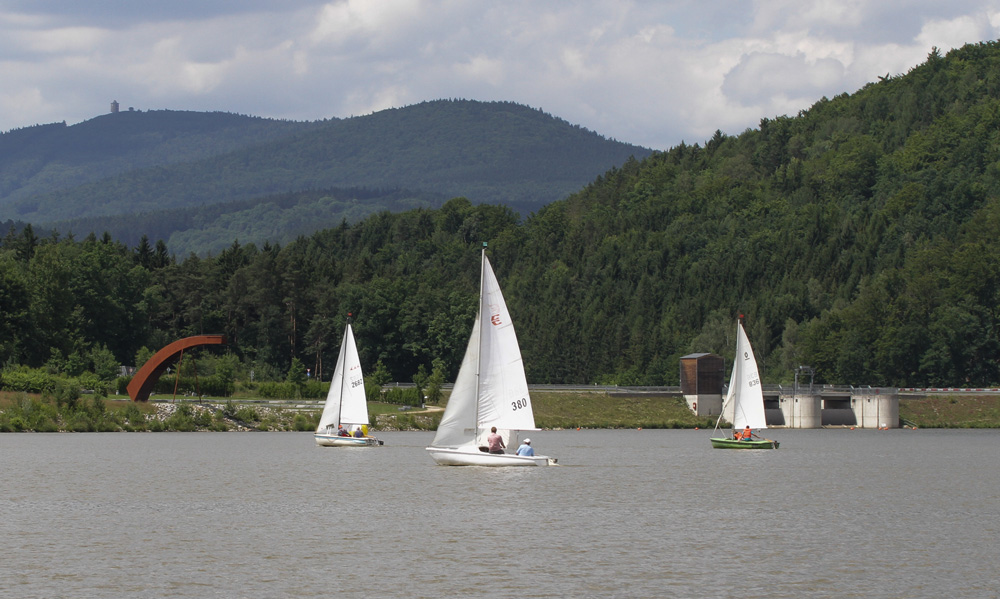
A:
127,334,227,402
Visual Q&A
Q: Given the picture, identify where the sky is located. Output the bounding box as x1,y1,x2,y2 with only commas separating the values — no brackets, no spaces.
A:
2,0,1000,150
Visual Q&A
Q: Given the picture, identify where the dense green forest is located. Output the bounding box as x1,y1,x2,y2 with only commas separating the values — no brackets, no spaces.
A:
46,187,446,256
0,101,651,242
5,42,1000,390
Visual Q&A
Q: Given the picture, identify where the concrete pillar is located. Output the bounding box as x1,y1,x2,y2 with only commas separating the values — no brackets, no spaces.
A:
878,392,899,428
857,395,874,428
781,394,821,428
852,390,898,428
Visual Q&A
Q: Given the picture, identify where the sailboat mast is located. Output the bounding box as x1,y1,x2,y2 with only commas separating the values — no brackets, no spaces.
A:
336,314,352,422
474,243,486,437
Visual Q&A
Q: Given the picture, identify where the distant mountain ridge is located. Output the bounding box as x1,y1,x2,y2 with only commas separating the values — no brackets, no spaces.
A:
0,111,315,204
0,100,652,253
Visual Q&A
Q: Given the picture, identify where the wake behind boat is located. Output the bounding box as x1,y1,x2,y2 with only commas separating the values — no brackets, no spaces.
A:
709,318,779,450
314,316,383,447
425,244,556,466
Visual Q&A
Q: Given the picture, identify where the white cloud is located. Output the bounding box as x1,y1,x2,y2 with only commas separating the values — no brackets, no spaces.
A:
10,26,107,53
917,15,991,50
723,52,846,106
308,0,423,49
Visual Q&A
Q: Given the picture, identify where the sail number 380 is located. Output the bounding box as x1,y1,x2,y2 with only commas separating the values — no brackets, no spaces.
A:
511,398,529,411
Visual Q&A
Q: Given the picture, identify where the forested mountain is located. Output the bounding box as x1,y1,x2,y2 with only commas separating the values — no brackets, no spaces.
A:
0,111,314,205
512,42,1000,387
0,101,651,254
4,42,1000,389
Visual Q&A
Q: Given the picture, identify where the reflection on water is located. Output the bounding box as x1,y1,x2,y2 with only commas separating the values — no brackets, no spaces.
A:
2,429,998,598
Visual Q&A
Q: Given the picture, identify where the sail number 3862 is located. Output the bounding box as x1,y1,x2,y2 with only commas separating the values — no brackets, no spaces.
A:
511,398,529,411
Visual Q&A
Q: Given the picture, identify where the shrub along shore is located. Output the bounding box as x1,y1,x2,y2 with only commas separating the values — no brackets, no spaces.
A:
1,390,999,432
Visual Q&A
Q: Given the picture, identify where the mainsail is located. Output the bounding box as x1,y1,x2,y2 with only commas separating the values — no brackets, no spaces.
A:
727,321,767,430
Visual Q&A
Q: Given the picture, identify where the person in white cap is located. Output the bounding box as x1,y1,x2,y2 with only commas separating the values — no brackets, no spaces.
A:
515,438,534,456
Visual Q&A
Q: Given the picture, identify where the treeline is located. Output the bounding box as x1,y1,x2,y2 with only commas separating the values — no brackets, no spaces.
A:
5,43,1000,388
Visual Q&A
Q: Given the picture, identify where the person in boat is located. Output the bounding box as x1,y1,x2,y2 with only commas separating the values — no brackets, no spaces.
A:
353,427,364,438
487,426,506,454
740,426,754,441
515,438,534,457
337,425,351,437
733,430,740,441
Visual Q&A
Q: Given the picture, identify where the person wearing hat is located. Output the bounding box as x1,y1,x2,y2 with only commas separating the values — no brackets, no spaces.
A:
515,438,534,457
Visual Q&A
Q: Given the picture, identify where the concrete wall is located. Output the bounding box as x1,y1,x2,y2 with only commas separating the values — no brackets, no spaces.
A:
684,394,722,417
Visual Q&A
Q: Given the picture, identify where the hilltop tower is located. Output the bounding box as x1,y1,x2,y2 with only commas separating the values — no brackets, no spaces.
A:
110,100,119,113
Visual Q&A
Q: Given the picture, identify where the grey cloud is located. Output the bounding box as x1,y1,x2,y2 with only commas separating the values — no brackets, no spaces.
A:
0,1,322,27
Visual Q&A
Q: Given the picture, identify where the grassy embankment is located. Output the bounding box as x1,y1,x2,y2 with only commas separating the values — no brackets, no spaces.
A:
0,390,713,432
0,391,319,432
393,392,1000,429
3,390,1000,432
898,394,1000,428
378,391,718,431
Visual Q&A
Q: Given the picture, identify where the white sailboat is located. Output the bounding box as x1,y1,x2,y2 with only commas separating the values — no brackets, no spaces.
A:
314,317,382,447
709,318,779,449
426,245,556,466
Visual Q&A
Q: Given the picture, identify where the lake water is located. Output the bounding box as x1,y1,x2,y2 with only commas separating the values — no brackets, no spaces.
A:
2,428,998,598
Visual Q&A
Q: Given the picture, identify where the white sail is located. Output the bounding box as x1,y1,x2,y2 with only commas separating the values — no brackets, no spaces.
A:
316,323,369,433
430,316,481,447
728,321,767,430
430,251,536,449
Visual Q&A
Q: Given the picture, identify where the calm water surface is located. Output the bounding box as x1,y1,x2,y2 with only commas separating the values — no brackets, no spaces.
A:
2,429,998,598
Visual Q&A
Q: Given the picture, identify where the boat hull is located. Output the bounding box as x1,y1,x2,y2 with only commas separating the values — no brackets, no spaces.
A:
709,437,779,450
425,445,556,466
315,434,383,447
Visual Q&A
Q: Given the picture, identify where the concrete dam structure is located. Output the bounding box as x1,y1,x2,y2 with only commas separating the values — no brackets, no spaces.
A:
766,387,899,429
679,353,900,429
687,385,900,429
